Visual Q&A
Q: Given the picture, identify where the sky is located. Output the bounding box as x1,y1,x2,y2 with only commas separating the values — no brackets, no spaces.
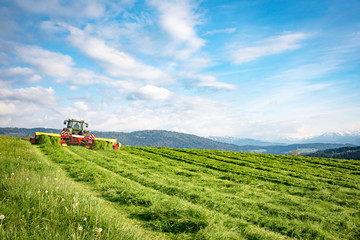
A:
0,0,360,141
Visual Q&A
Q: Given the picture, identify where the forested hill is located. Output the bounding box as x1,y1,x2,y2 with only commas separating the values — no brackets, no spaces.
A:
0,127,353,154
0,128,244,152
308,146,360,160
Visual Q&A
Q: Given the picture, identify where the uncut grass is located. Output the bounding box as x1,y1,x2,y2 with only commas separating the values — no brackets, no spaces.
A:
40,145,291,240
71,147,359,239
0,136,166,240
122,147,360,239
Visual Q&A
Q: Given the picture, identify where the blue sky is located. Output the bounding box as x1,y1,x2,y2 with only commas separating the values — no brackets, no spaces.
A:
0,0,359,140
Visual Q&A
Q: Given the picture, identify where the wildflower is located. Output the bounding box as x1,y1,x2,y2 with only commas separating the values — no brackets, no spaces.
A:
96,228,103,233
75,192,79,195
61,198,65,202
56,186,59,189
0,215,4,220
78,226,83,231
45,190,48,194
83,217,87,221
74,202,79,206
26,178,29,181
11,173,14,176
37,190,41,194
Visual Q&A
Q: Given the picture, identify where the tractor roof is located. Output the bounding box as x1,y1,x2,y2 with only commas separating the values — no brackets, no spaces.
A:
67,119,87,123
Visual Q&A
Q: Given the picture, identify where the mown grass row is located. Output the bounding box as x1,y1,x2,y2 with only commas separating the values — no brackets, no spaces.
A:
120,147,360,239
173,148,360,187
40,144,293,240
0,136,166,240
67,147,352,239
4,136,359,239
135,147,360,208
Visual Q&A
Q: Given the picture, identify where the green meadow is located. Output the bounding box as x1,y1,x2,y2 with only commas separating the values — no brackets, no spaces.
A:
0,136,359,239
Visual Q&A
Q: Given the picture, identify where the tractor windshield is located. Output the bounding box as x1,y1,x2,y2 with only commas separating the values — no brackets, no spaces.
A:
67,121,84,131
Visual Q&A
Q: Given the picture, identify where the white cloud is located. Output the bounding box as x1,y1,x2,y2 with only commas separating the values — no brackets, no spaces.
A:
65,25,172,84
148,0,204,59
131,85,173,100
4,66,34,75
179,72,236,91
195,74,236,91
0,86,57,105
68,85,78,91
230,33,309,64
74,101,89,111
14,0,105,18
16,45,74,78
203,28,236,36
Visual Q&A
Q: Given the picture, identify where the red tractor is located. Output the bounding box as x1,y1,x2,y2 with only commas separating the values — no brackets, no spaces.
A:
30,119,120,150
60,119,95,147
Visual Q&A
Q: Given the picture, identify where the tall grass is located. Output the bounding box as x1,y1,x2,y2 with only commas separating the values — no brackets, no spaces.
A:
1,136,359,239
0,136,166,239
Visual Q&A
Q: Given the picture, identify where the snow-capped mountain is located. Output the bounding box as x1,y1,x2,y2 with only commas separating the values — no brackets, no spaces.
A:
208,136,283,146
298,131,360,145
210,130,360,146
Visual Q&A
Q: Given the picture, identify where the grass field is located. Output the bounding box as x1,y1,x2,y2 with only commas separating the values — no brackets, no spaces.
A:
1,136,359,239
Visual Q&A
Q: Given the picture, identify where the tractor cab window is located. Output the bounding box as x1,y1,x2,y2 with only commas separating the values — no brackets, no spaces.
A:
67,121,83,131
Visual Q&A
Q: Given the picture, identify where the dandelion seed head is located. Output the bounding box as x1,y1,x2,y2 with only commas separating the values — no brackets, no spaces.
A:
0,215,4,220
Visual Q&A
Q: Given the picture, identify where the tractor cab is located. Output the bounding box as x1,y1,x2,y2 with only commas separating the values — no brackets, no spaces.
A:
63,119,89,135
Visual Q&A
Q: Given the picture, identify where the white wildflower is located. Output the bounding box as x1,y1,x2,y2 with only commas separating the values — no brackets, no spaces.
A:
75,192,79,195
0,215,4,220
83,217,87,221
11,173,14,176
45,190,48,194
26,178,29,181
78,226,83,231
96,228,103,233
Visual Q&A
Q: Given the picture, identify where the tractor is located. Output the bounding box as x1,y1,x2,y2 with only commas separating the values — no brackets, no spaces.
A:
30,118,120,150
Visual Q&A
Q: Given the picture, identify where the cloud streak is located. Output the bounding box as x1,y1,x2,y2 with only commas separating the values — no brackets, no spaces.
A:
148,0,204,59
230,33,309,64
65,25,172,85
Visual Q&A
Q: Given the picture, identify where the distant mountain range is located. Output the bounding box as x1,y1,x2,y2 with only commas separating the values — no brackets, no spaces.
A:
208,136,283,146
211,131,360,146
0,127,357,155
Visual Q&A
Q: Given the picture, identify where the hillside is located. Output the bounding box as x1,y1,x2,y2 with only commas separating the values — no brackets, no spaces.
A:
0,128,354,154
1,136,360,239
0,128,244,152
308,146,360,160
